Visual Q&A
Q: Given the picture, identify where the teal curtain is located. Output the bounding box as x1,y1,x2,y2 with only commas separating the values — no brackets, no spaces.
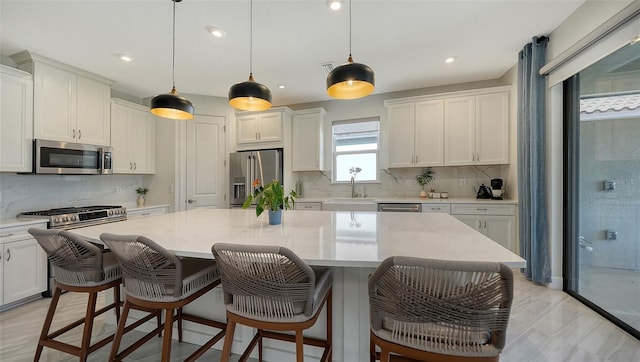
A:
517,36,551,283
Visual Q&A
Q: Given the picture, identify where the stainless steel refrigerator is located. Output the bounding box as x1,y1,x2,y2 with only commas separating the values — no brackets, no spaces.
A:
229,149,283,207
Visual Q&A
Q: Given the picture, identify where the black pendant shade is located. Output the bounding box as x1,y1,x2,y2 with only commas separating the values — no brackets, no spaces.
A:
228,73,272,111
150,0,194,120
150,87,194,120
326,55,375,99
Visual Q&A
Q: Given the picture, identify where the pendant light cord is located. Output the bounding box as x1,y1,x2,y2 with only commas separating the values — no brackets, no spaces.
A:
172,0,177,90
249,0,253,76
349,0,352,58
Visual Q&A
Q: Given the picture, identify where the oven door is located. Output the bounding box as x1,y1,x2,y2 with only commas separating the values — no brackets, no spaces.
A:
35,139,113,175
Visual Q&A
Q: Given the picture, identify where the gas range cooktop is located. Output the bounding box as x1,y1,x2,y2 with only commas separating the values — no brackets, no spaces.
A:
19,205,127,229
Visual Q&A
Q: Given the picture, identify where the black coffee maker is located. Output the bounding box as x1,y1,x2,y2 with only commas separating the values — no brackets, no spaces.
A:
490,178,504,200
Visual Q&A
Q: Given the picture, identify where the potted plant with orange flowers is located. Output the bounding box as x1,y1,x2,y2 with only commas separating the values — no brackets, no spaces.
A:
243,178,297,225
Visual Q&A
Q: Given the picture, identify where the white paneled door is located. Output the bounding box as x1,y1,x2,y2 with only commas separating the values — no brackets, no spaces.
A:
186,114,226,210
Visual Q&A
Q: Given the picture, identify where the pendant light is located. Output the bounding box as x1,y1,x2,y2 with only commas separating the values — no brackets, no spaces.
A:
228,0,272,111
326,0,374,99
150,0,194,120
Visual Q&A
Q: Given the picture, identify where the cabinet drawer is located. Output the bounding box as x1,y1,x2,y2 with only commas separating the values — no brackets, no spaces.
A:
295,202,322,211
127,206,169,219
421,204,451,213
451,203,515,216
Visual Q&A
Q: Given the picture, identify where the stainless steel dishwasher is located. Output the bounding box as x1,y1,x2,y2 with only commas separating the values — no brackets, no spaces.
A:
377,203,422,212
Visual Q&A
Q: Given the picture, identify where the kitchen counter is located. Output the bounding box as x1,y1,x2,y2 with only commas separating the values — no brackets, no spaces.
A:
72,208,524,268
72,209,524,361
297,196,518,204
0,217,48,229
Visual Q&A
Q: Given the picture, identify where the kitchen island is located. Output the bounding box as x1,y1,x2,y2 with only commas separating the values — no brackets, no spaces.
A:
73,208,525,361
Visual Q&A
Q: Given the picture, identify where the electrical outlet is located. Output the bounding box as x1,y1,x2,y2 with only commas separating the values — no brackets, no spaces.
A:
459,179,467,187
116,187,122,194
406,180,412,187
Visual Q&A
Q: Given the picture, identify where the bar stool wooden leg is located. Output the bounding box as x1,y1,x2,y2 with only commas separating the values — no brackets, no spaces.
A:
327,291,333,362
161,308,174,362
177,307,183,342
79,291,98,361
221,317,236,362
113,286,121,322
34,286,63,361
110,299,132,361
258,330,263,362
295,330,304,362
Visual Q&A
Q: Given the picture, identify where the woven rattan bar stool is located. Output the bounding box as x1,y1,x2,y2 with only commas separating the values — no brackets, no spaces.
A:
368,256,514,362
212,243,332,362
100,233,226,362
28,228,130,362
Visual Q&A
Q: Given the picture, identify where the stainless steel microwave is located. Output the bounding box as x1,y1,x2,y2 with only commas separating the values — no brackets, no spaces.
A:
33,139,113,175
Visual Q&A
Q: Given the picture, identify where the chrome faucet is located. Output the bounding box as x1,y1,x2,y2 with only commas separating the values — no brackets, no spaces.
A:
351,176,360,198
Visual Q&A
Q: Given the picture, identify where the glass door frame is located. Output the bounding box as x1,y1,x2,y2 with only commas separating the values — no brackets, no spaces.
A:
562,74,640,341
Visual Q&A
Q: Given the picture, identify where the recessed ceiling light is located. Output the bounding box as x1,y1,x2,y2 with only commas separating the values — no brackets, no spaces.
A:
327,0,343,11
207,26,226,38
445,56,457,64
119,54,133,62
278,84,286,89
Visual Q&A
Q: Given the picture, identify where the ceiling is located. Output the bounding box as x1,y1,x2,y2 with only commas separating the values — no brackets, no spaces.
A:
0,0,585,106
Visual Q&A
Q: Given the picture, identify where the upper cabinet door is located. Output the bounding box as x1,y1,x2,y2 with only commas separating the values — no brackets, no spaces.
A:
256,112,282,142
110,102,132,173
292,109,325,171
236,114,260,144
387,103,416,168
475,92,509,165
444,96,476,166
414,99,444,166
76,76,111,146
32,62,75,142
0,67,33,172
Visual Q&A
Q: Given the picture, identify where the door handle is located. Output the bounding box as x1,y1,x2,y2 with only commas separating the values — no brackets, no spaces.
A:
133,162,137,170
78,129,82,139
188,199,196,204
72,129,76,139
6,249,10,261
130,162,133,170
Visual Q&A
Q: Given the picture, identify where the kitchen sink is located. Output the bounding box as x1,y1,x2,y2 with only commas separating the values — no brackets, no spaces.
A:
322,198,378,212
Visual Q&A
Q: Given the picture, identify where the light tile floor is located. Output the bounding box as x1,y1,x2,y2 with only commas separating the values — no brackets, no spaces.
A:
0,272,638,361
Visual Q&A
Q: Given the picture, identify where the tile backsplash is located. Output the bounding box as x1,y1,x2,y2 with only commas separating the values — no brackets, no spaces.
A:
0,173,144,219
297,165,511,199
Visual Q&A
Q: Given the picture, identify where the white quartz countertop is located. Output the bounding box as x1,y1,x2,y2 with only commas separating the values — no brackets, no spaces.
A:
0,217,48,229
72,209,526,268
298,197,517,204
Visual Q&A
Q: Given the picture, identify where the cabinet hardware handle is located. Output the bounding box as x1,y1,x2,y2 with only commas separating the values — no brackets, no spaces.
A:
78,129,82,139
0,233,14,238
477,208,488,211
415,155,418,163
477,220,482,229
476,153,479,162
258,132,261,139
134,162,137,170
130,162,133,170
431,207,441,210
141,212,150,216
6,249,10,261
72,129,76,139
484,220,487,229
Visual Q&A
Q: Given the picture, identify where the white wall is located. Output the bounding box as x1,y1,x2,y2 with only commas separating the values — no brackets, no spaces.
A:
544,0,633,288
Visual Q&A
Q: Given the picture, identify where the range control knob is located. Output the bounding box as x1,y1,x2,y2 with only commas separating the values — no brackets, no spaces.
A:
70,216,77,221
62,217,68,222
53,218,60,223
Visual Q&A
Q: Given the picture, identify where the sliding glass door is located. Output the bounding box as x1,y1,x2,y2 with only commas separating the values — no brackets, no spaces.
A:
564,41,640,338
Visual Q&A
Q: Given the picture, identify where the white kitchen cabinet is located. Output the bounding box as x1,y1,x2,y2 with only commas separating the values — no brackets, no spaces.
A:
0,222,47,309
444,91,509,166
127,205,169,219
11,51,111,146
294,202,322,211
111,99,156,174
451,203,516,252
292,108,326,171
421,203,451,213
237,110,283,144
387,100,444,168
0,65,33,172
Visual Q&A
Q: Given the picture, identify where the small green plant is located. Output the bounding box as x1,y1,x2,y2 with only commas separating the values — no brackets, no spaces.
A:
416,168,435,190
136,187,149,195
243,179,297,217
